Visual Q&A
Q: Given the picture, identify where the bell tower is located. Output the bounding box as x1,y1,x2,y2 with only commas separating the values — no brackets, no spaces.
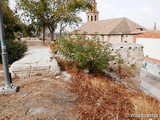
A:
87,0,99,22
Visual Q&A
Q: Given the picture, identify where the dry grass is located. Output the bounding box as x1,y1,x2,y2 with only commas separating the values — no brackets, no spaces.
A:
70,72,160,120
57,60,160,120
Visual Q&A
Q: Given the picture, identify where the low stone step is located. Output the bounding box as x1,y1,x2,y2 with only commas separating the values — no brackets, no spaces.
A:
9,47,61,79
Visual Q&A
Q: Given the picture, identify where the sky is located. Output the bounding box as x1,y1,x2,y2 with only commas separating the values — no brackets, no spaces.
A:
80,0,160,30
9,0,160,30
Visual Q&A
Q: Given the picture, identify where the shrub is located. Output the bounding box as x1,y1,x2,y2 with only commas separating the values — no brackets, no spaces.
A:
59,35,114,73
0,40,27,64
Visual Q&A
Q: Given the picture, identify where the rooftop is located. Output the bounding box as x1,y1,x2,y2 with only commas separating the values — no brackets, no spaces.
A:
75,17,148,35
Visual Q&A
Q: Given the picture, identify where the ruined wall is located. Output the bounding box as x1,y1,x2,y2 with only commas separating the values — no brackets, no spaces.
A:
108,43,144,90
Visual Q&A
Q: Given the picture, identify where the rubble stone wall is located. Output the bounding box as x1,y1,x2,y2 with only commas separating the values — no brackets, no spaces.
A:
108,43,144,90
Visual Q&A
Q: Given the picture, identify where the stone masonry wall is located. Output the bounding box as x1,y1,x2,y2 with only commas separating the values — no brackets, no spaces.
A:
142,60,160,80
108,43,144,90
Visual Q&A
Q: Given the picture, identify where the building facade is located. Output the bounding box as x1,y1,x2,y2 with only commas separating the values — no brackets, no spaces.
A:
134,32,160,63
74,0,160,78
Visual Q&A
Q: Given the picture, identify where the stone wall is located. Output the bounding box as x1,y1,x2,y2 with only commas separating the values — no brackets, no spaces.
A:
108,43,144,90
122,35,133,43
142,60,160,80
109,35,122,43
109,35,134,43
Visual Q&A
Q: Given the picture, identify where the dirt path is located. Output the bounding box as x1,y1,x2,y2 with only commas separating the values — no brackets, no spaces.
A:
0,39,78,120
0,77,77,120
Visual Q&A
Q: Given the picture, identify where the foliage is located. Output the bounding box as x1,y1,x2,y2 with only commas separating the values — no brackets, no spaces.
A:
2,0,25,40
23,23,36,37
115,54,137,79
130,63,137,70
49,40,57,45
16,0,92,41
59,35,114,73
0,40,27,64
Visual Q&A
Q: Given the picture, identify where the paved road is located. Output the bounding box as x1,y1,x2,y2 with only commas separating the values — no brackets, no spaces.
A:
140,69,160,100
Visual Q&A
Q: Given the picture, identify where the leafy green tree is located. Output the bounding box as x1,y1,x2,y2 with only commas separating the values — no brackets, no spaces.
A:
2,0,24,40
16,0,91,41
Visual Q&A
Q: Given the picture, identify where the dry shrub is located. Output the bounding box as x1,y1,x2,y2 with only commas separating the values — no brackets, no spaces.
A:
69,71,160,120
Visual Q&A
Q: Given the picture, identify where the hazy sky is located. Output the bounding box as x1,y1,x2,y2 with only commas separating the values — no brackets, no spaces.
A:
9,0,160,30
80,0,160,30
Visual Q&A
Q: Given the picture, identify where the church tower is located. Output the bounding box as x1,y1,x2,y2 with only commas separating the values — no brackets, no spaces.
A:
87,0,99,22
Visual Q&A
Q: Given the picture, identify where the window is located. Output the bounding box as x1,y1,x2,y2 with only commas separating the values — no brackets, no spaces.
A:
137,28,143,31
91,16,93,21
95,15,97,21
140,28,143,31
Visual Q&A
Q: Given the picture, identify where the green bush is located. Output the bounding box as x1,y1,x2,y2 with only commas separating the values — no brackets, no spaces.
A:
59,35,114,73
0,40,28,64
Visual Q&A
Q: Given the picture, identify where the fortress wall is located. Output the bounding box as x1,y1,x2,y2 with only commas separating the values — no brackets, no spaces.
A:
108,43,144,90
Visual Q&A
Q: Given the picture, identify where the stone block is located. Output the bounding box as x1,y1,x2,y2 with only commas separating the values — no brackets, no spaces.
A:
9,47,61,79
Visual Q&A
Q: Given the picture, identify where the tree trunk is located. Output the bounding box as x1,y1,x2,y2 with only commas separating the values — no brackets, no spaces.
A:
50,31,54,41
47,23,57,41
42,24,45,44
60,29,62,36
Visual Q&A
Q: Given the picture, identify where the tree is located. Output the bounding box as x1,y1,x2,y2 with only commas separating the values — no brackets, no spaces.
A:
24,23,36,37
16,0,92,41
58,4,82,36
2,0,24,40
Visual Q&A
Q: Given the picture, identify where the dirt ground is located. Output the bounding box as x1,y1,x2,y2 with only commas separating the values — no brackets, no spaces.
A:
0,40,78,120
0,40,159,120
0,74,78,120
